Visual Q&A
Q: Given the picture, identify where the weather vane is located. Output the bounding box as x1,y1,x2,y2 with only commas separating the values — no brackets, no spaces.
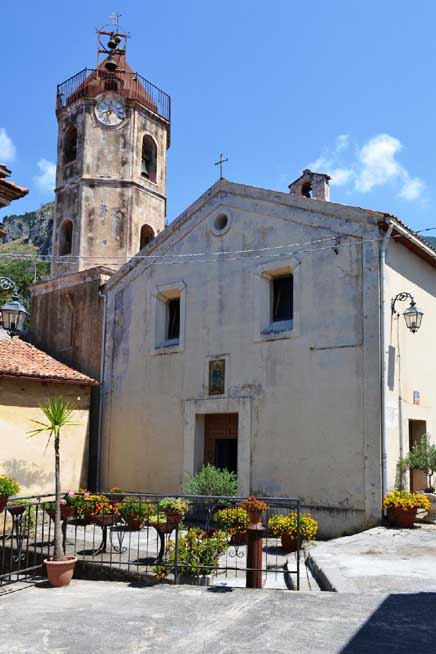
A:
109,12,122,31
214,153,229,180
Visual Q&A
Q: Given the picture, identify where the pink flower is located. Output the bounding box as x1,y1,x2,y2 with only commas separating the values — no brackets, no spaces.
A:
67,490,75,497
60,499,67,505
84,492,90,497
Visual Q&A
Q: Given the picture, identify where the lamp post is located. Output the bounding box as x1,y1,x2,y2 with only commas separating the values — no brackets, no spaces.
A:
0,277,28,337
391,292,424,334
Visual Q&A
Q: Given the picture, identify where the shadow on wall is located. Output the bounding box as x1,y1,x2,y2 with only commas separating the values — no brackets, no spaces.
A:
341,593,436,653
1,459,54,490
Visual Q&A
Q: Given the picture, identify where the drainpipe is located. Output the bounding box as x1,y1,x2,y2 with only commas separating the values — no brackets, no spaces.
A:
380,219,394,501
96,286,107,492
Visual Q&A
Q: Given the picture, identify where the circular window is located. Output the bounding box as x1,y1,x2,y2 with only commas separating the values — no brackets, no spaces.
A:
211,212,231,236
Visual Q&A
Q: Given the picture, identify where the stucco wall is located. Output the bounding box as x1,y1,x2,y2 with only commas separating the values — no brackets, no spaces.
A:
0,379,91,496
101,182,383,537
384,238,436,490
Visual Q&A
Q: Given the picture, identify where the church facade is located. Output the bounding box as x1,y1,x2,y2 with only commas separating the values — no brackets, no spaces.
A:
100,173,436,537
29,26,436,537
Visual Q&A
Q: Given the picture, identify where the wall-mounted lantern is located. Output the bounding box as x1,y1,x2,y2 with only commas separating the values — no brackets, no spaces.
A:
0,277,28,337
391,292,424,334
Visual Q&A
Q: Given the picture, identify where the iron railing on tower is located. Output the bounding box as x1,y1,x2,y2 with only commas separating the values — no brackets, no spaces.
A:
56,68,171,124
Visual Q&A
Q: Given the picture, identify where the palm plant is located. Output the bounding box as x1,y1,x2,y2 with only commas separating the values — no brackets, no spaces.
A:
29,397,74,561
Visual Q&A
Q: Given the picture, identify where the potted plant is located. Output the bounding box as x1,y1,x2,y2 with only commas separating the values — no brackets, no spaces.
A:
213,507,248,545
182,465,238,526
404,435,436,493
91,500,119,527
239,496,268,526
104,487,126,503
82,494,107,524
159,497,189,529
29,397,77,587
156,527,229,585
42,491,76,521
384,490,431,528
119,497,156,530
268,512,318,552
0,475,20,513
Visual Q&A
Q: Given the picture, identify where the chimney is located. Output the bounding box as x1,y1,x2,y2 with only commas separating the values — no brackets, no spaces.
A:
288,169,330,202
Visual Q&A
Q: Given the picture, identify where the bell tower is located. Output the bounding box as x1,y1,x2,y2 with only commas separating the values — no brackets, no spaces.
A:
52,22,171,276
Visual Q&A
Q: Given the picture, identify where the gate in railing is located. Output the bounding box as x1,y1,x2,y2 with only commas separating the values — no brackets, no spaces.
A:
0,493,301,590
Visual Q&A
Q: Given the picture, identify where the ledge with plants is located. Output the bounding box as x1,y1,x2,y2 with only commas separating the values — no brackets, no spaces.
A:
213,507,248,545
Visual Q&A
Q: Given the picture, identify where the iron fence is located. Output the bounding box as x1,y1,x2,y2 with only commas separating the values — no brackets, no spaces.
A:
0,493,301,590
56,68,171,123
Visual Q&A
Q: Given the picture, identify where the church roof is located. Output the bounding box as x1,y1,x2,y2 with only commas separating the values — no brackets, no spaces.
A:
0,164,28,205
0,339,98,386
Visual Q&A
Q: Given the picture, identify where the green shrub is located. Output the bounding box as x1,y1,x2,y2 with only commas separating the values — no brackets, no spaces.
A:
404,435,436,492
159,497,189,518
119,499,156,521
183,465,237,497
0,475,20,497
158,528,229,578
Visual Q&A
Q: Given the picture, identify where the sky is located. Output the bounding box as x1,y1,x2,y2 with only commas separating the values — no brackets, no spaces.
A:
2,0,436,234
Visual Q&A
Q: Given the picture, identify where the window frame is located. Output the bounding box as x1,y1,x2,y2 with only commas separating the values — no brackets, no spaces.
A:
141,134,158,183
254,256,302,342
153,281,186,353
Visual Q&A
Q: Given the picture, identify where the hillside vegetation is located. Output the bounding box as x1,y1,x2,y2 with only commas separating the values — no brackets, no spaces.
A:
0,202,53,302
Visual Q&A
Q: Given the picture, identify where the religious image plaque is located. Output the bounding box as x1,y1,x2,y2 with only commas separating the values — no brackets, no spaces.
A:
209,359,225,395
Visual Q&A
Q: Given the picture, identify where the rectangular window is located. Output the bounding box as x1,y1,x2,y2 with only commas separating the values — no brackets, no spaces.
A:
167,298,180,341
272,275,293,322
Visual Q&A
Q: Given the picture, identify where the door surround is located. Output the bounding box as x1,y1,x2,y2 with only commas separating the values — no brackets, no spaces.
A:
183,396,252,496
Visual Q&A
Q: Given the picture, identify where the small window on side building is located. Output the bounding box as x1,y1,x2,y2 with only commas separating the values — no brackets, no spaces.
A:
167,298,180,341
272,274,293,323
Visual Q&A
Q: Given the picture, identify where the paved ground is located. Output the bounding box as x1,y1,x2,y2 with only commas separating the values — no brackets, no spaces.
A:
1,579,435,653
307,523,436,592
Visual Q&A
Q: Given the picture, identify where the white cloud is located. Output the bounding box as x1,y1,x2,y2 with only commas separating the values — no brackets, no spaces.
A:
0,128,16,162
33,159,56,193
308,132,425,201
399,176,425,200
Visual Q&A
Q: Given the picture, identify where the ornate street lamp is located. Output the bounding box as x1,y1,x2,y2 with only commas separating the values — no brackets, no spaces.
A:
0,277,28,337
391,292,424,334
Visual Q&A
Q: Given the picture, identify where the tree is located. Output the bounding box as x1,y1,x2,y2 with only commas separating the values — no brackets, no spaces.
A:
405,435,436,493
29,397,74,561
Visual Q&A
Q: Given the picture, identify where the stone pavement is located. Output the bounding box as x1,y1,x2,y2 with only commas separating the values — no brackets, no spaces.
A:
1,579,435,653
307,523,436,592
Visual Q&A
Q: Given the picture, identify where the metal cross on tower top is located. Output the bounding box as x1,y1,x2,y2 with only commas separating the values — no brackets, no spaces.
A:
214,153,229,180
109,12,122,31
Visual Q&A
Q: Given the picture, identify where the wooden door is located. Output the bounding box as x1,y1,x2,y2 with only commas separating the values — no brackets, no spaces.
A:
204,414,238,473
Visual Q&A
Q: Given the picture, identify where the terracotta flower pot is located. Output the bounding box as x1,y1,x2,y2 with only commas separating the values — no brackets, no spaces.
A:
388,506,417,529
247,509,263,526
230,531,248,546
45,556,77,587
7,504,27,516
126,515,145,530
47,506,75,521
0,496,9,513
280,533,299,553
165,511,182,529
105,493,126,504
93,513,119,527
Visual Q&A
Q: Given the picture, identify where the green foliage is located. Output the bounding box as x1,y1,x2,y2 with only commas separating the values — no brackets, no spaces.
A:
158,497,189,517
0,475,20,497
0,241,49,303
119,498,156,521
158,528,229,579
182,465,238,497
268,513,318,541
395,457,408,490
404,435,436,492
213,507,248,535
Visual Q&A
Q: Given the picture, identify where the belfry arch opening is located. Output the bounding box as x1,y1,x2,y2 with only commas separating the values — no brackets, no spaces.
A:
141,135,157,182
63,126,78,165
59,220,73,256
140,224,155,250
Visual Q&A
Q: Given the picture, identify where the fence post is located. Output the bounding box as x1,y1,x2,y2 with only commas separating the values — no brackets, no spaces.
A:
246,523,265,589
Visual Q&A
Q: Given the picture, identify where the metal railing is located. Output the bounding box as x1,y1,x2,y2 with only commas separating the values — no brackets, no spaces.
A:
0,493,302,590
56,68,171,123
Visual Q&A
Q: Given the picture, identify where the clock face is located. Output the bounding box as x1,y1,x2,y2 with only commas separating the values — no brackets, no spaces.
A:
95,96,125,126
